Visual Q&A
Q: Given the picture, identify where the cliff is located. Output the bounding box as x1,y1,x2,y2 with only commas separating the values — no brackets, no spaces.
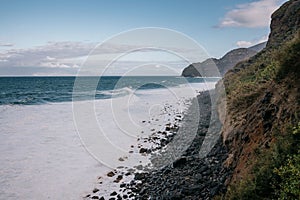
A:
181,43,266,77
218,0,300,198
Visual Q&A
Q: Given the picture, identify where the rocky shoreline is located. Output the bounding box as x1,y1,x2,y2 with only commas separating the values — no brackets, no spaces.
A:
131,138,230,199
86,90,231,200
130,91,231,199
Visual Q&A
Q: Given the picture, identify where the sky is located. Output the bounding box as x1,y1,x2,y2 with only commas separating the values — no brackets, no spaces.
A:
0,0,287,76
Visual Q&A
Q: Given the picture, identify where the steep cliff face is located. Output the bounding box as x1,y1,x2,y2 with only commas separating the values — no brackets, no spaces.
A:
219,0,300,197
267,0,300,49
181,43,266,77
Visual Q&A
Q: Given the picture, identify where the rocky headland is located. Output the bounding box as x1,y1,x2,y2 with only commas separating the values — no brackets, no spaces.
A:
181,42,266,77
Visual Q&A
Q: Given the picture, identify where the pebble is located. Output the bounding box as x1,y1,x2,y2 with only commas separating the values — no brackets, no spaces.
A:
125,172,131,176
92,188,99,193
110,191,117,196
107,171,115,177
120,183,126,188
139,148,148,154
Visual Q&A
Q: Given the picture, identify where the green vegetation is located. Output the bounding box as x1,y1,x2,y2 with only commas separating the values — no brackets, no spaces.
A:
225,123,300,200
219,2,300,199
274,153,300,199
220,31,300,200
224,50,276,111
221,33,300,196
224,32,300,112
277,32,300,80
273,123,300,200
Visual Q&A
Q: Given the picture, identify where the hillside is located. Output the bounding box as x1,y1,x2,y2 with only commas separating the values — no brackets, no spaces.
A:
181,42,266,77
217,0,300,199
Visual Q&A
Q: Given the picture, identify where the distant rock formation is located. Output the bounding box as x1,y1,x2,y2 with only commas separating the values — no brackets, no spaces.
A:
181,42,266,77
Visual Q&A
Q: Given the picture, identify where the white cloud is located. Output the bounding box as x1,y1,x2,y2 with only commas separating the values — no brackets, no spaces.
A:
0,41,95,68
236,35,268,48
0,42,14,47
0,41,189,68
0,38,206,75
0,41,96,75
0,40,200,76
40,62,71,68
32,72,75,76
46,56,56,61
219,0,285,28
236,41,253,48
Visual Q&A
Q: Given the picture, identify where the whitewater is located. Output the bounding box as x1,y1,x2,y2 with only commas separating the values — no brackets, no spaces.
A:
0,80,216,199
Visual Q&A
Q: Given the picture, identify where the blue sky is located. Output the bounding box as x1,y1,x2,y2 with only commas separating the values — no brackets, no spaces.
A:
0,0,287,76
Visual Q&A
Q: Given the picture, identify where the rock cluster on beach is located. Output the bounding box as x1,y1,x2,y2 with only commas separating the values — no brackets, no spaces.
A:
85,91,231,199
130,138,230,199
126,91,231,199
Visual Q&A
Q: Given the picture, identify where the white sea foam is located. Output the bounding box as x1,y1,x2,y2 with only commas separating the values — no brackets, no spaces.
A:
0,82,216,199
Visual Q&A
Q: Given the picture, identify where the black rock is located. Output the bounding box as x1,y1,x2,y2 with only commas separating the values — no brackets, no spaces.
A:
139,148,148,154
210,186,219,196
173,157,187,168
117,194,122,200
134,173,146,180
116,175,123,181
125,172,131,176
120,183,126,188
199,165,208,173
182,185,203,195
107,171,115,177
110,191,117,196
92,188,99,193
130,180,136,186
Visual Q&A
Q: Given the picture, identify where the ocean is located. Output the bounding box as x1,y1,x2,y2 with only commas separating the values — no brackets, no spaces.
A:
0,76,218,105
0,76,218,199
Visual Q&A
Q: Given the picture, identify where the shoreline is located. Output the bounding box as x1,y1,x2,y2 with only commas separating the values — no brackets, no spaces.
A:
85,90,231,199
130,90,231,199
84,87,194,200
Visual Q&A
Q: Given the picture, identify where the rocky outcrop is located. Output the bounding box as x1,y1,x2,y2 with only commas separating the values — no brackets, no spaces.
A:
182,58,219,77
267,0,300,49
181,42,266,77
218,0,300,196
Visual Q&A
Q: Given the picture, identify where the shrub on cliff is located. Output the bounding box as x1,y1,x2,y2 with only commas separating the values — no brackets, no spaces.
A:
224,123,300,200
277,32,300,80
273,122,300,200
